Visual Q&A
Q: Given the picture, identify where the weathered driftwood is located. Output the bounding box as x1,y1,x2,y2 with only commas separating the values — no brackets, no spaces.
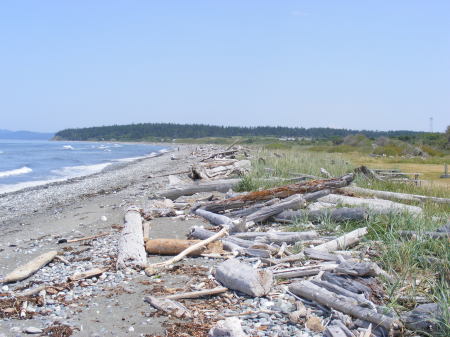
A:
68,268,106,282
304,248,352,262
57,232,108,244
226,199,280,218
313,227,368,253
354,165,384,181
322,272,372,297
272,263,338,279
400,303,443,332
214,259,273,297
311,280,376,309
318,194,423,215
146,239,206,255
289,281,402,335
342,185,450,205
324,320,355,337
1,251,58,284
245,194,306,223
142,221,151,242
208,317,248,337
117,206,147,269
165,287,228,300
335,260,392,280
202,174,354,213
144,296,191,318
398,230,450,239
262,252,305,265
194,208,243,233
232,231,318,244
158,179,241,200
274,207,368,223
201,149,239,161
146,227,229,273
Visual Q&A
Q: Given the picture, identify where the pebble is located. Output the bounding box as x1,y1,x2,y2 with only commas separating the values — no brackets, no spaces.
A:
1,285,9,292
24,327,43,334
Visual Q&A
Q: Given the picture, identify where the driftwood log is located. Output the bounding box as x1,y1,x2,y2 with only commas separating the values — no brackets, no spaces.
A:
202,174,354,213
342,185,450,205
144,296,191,318
274,207,368,223
194,209,243,233
232,231,318,244
165,287,228,300
245,194,306,223
117,206,147,269
289,281,402,336
318,194,423,215
313,227,368,253
68,268,106,282
272,263,338,279
157,179,241,200
214,259,273,297
1,251,58,284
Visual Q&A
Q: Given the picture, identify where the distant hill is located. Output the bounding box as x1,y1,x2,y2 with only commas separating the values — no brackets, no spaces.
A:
0,129,54,140
54,123,425,142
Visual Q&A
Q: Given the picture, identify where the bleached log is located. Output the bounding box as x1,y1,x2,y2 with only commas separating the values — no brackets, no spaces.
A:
144,296,191,318
117,206,147,269
398,230,450,239
246,194,306,223
1,251,57,284
142,221,151,242
289,281,402,335
202,174,354,213
232,231,318,244
322,272,372,297
342,185,450,205
214,259,273,297
274,207,368,223
165,287,228,300
304,248,352,262
272,263,338,279
318,194,422,215
157,179,241,200
194,209,242,233
313,227,368,253
226,198,280,218
68,268,106,281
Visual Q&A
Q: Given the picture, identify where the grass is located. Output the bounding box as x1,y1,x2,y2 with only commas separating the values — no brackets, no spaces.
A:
239,146,449,335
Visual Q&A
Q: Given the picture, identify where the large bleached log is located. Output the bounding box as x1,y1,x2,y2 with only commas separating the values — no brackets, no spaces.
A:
304,248,352,262
232,231,318,244
318,194,423,215
313,227,368,253
289,281,402,335
157,179,241,200
117,206,147,269
165,287,228,300
202,174,354,213
214,259,273,297
144,296,192,318
274,207,368,223
1,251,58,283
341,185,450,205
246,194,306,223
146,239,207,255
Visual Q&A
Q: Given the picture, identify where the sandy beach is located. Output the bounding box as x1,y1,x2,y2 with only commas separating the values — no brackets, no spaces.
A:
0,144,217,336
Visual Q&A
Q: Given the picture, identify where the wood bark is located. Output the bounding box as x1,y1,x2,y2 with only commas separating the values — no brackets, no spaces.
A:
202,174,354,213
289,281,402,335
146,239,206,255
214,259,273,297
1,251,57,284
274,207,368,223
342,185,450,205
68,268,106,282
232,231,318,244
313,227,368,253
318,194,423,215
157,179,241,200
117,206,147,269
245,194,306,223
165,287,228,300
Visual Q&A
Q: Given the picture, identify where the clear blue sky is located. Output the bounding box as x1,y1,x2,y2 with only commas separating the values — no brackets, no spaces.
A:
1,1,449,133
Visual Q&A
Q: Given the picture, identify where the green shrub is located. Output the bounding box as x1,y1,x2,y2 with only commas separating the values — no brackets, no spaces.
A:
373,144,405,156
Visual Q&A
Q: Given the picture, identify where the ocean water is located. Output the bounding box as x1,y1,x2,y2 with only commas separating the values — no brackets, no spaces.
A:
0,140,168,194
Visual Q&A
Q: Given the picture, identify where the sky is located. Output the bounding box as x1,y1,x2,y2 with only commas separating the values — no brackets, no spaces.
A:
0,1,449,133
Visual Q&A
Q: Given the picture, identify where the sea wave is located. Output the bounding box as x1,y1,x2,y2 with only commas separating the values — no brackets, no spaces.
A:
62,145,75,150
51,163,112,179
0,166,33,179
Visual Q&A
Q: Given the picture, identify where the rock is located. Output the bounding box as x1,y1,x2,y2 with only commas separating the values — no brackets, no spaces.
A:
305,316,325,332
100,216,107,221
208,317,248,337
24,327,43,334
214,259,273,297
1,285,9,291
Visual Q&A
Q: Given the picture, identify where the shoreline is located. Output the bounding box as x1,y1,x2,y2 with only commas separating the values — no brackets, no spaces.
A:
0,144,193,227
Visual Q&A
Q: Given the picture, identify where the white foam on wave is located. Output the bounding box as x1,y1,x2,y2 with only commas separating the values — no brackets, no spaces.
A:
0,166,33,179
51,163,112,179
63,145,75,150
